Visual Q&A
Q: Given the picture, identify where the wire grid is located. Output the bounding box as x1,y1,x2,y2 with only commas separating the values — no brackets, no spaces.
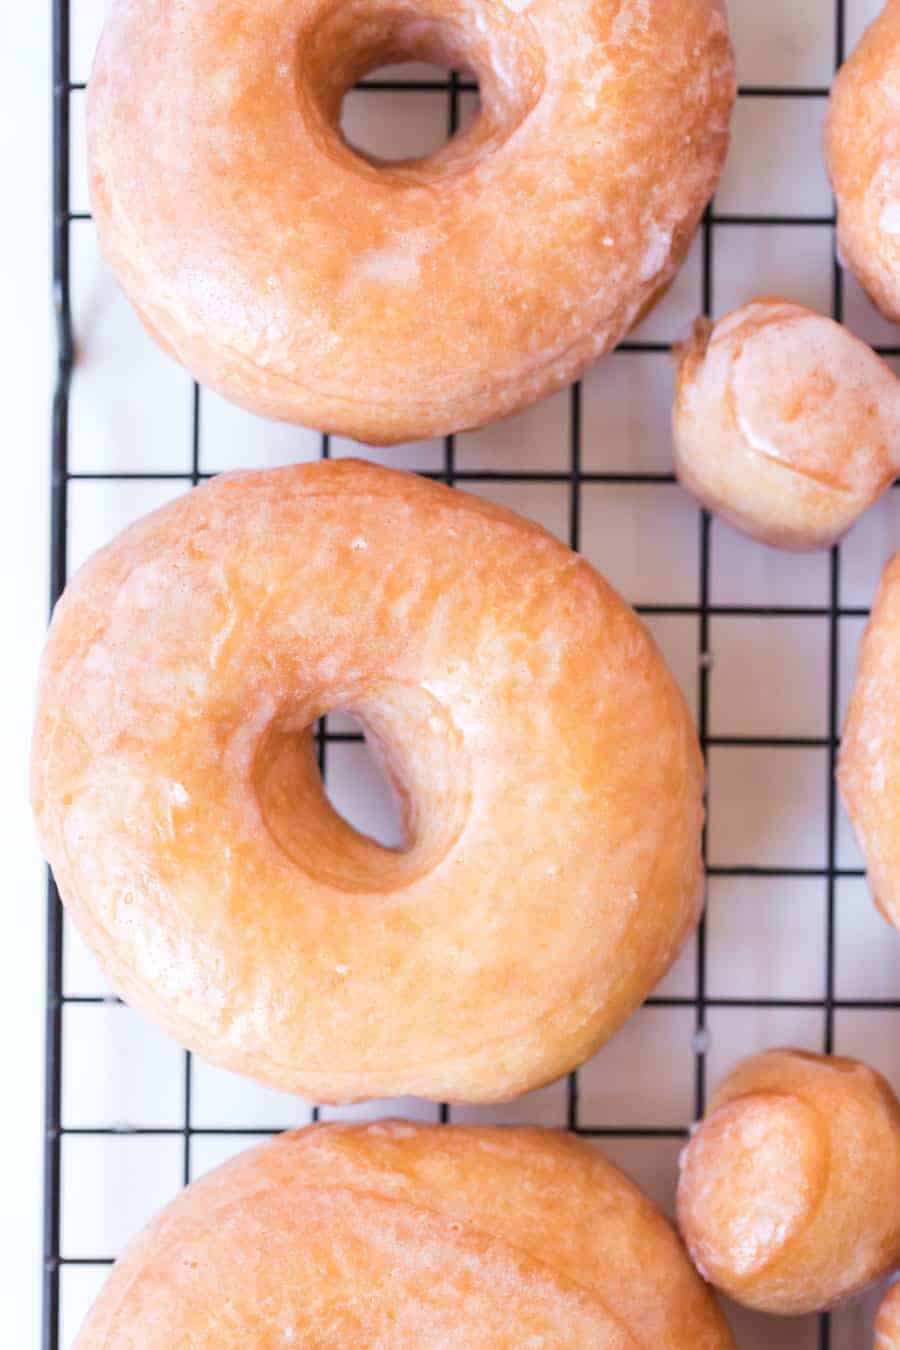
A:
45,1,900,1346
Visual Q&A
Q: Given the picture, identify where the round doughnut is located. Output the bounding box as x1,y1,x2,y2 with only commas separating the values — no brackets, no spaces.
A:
672,298,900,551
877,1283,900,1348
676,1049,900,1316
31,460,705,1104
839,553,900,932
74,1121,735,1348
86,0,735,445
827,0,900,323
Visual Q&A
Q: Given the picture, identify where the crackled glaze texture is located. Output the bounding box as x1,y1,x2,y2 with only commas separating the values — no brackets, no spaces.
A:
677,1050,900,1316
828,0,900,323
86,0,735,444
673,299,900,550
840,554,900,932
74,1122,735,1348
31,461,705,1103
877,1282,900,1348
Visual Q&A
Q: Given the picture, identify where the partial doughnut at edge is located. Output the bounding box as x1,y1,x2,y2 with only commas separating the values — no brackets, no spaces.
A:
672,298,900,550
74,1122,735,1348
676,1049,900,1316
827,0,900,323
877,1282,900,1348
840,553,900,932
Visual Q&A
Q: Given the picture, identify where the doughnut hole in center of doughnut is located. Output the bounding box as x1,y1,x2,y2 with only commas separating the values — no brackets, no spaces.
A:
252,682,472,893
297,0,546,177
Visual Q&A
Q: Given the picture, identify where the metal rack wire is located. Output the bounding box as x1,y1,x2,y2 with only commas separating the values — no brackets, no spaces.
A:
45,0,900,1346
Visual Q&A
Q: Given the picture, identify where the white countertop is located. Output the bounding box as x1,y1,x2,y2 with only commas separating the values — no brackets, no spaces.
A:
1,1,52,1343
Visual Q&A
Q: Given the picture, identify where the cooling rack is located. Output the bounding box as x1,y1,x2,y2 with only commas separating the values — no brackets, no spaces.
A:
46,0,900,1346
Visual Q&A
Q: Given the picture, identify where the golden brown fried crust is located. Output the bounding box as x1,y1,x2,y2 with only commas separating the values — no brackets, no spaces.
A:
672,298,900,551
677,1050,900,1315
87,0,735,442
32,460,705,1104
75,1122,735,1348
827,0,900,324
839,554,900,932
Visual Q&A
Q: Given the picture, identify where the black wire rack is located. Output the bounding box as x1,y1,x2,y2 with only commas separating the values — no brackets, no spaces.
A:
45,0,900,1346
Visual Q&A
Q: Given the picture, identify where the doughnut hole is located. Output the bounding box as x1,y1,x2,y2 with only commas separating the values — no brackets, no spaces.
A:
322,713,405,848
340,63,481,163
673,302,900,550
296,0,545,177
677,1093,827,1299
252,682,471,893
726,318,896,496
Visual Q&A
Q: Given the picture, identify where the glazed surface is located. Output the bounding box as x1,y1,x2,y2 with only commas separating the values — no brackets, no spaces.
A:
677,1049,900,1315
31,460,705,1103
840,554,900,932
827,0,900,323
673,299,900,551
74,1122,735,1348
877,1282,900,1348
87,0,735,443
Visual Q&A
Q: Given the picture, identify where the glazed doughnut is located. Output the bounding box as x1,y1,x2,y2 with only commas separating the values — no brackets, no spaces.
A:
75,1121,735,1348
86,0,735,444
676,1049,900,1316
839,554,900,932
827,0,900,323
672,299,900,550
877,1283,900,1348
31,460,705,1104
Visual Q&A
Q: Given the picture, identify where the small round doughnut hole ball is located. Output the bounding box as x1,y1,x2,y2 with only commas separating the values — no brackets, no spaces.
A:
676,1049,900,1316
877,1282,900,1347
672,298,900,551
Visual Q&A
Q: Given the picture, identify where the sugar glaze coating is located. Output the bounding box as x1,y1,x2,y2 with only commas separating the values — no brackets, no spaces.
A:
673,299,900,550
840,554,900,932
677,1049,900,1315
877,1282,900,1348
828,0,900,323
31,460,705,1104
87,0,735,443
74,1122,735,1348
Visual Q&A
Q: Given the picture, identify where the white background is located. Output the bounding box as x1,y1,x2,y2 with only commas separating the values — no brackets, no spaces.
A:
4,0,900,1347
1,0,52,1345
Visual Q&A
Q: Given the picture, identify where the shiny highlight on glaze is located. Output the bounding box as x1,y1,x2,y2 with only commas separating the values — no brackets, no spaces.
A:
87,0,735,443
31,460,706,1105
673,299,900,550
677,1050,900,1316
